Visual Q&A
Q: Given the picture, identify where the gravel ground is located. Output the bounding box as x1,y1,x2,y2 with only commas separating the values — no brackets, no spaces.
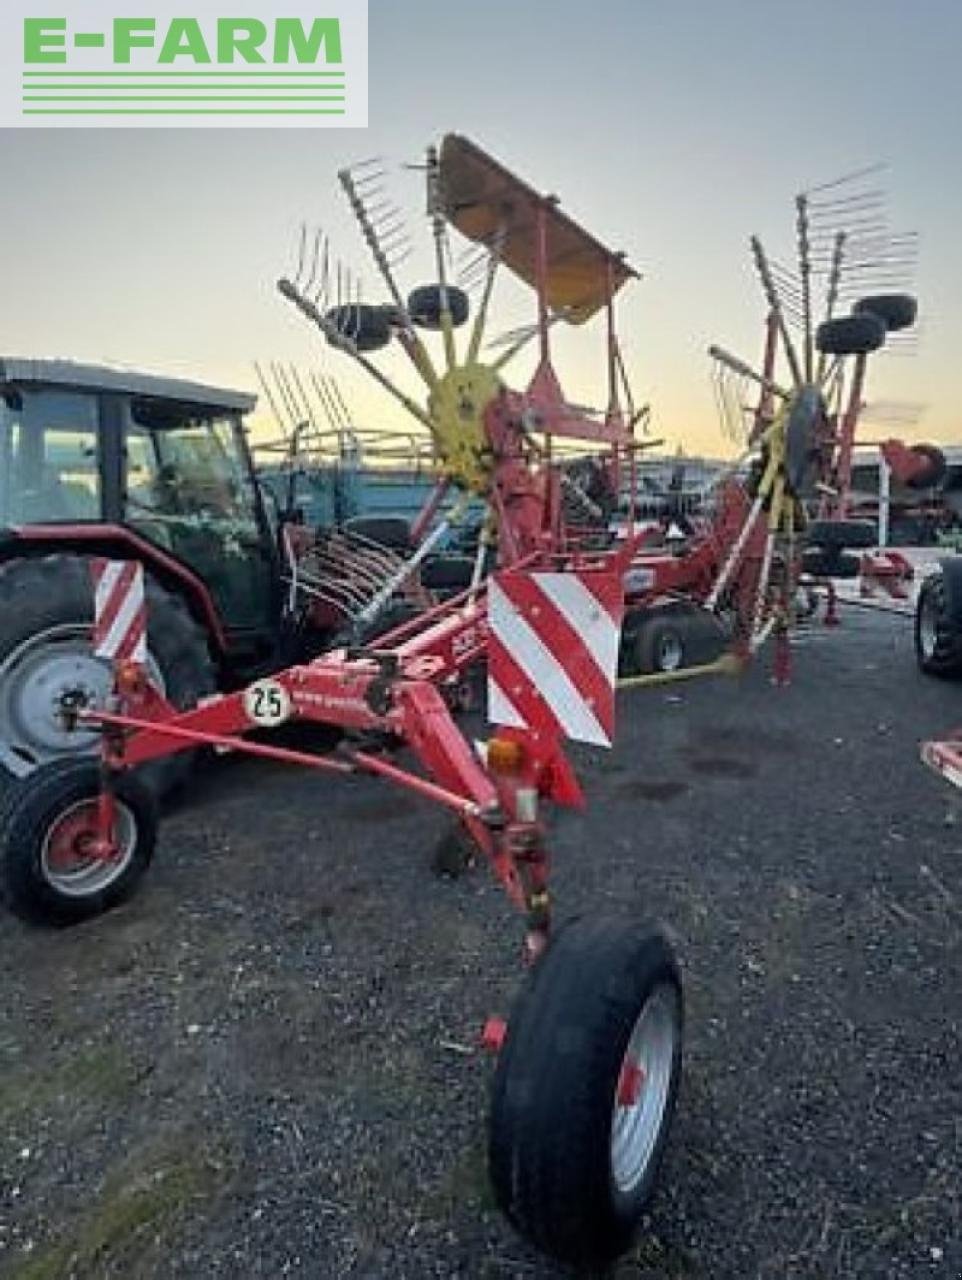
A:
1,608,960,1279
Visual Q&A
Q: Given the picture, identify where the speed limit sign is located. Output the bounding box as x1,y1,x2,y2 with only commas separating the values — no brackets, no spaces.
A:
243,679,292,728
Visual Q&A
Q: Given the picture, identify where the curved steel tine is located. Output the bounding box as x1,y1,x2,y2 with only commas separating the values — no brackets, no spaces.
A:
304,227,323,298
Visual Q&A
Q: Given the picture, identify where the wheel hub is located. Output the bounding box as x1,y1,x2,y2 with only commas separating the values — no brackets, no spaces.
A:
656,631,684,672
41,798,136,896
0,625,164,772
919,590,940,659
610,982,679,1195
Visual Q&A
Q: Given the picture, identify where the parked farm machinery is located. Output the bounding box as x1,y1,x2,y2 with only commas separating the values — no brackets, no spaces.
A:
0,137,916,1265
0,135,688,1268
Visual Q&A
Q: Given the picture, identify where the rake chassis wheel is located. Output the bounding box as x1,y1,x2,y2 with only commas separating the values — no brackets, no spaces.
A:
0,759,157,925
489,918,683,1268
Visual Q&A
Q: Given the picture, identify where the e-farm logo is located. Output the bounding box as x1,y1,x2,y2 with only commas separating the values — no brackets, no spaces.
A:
3,2,367,127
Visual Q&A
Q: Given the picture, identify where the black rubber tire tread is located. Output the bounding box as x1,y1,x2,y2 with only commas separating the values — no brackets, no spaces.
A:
915,572,962,677
636,614,690,675
342,515,412,551
324,304,392,353
805,519,877,551
0,555,215,797
852,293,917,333
0,759,157,925
489,917,683,1268
801,548,861,580
905,444,947,491
420,554,476,592
815,313,886,357
324,304,392,352
406,284,470,330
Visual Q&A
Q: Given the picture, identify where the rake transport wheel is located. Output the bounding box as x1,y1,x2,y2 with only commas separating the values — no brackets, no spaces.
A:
0,759,157,925
0,555,214,797
489,918,683,1268
916,569,962,677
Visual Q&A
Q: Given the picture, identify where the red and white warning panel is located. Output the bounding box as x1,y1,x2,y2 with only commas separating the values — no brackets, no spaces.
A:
91,560,147,664
488,570,625,747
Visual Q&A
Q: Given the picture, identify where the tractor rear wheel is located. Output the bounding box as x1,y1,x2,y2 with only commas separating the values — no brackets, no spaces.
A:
0,759,156,925
0,555,215,797
916,571,962,677
489,918,683,1268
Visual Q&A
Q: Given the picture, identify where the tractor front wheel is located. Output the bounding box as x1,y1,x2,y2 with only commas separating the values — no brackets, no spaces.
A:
488,918,683,1268
0,759,157,925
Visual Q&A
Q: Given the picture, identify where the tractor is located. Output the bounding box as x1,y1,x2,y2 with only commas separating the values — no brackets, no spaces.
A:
0,360,285,793
0,359,477,794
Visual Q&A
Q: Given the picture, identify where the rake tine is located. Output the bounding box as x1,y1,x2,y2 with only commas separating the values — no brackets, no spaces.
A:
253,361,290,437
804,162,887,196
347,155,383,173
271,362,301,432
294,223,308,289
304,227,323,298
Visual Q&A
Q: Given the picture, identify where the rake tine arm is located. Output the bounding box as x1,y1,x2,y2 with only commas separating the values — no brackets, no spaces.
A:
338,165,440,394
466,230,504,366
707,345,791,401
751,236,804,387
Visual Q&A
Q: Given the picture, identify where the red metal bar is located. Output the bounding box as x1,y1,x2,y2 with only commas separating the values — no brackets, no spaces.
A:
83,706,356,773
831,353,868,519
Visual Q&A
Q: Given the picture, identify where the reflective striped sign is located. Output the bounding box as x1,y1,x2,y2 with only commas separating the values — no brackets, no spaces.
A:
91,559,147,663
488,570,624,747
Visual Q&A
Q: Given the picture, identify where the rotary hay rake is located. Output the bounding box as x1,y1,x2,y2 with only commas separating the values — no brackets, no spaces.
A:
0,135,686,1269
705,166,920,631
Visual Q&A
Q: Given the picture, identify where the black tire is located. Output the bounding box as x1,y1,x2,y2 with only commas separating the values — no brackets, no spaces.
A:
0,555,215,798
905,444,947,491
915,571,962,676
805,519,877,551
800,548,861,580
0,759,157,925
635,614,690,675
853,293,917,334
421,554,476,593
406,284,470,330
489,918,683,1268
815,313,886,357
324,304,392,353
342,515,412,552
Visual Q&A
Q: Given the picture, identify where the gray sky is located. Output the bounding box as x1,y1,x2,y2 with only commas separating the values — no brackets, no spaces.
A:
1,0,958,452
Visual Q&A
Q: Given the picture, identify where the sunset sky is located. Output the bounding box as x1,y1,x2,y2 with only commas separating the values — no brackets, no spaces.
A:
2,0,959,458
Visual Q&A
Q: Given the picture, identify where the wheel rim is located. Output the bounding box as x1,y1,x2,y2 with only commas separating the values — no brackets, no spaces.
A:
919,587,941,660
656,631,684,672
40,798,137,896
0,625,163,773
610,982,679,1195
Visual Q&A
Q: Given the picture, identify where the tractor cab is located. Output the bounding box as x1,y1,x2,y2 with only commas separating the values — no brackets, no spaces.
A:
0,359,280,656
